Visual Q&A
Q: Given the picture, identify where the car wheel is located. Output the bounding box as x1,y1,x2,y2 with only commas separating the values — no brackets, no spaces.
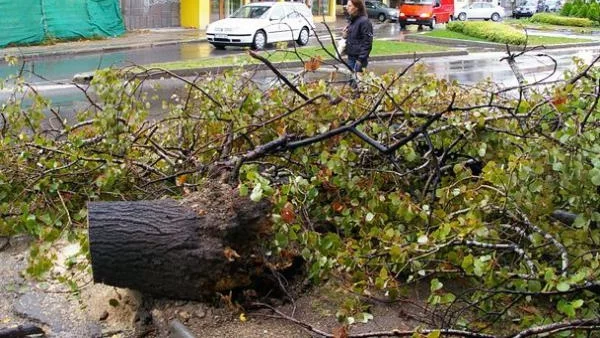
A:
297,27,309,46
252,30,266,50
458,12,467,21
430,17,436,29
491,13,500,21
211,43,226,50
378,13,386,22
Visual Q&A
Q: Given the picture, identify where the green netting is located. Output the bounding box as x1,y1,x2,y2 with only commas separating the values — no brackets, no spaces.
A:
87,0,126,37
0,0,125,48
0,0,45,47
44,0,98,39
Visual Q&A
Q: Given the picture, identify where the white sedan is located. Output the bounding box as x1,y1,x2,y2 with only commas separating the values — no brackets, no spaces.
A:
456,2,505,21
206,2,315,50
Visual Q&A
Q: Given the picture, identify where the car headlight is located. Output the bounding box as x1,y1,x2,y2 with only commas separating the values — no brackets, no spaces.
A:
420,13,430,17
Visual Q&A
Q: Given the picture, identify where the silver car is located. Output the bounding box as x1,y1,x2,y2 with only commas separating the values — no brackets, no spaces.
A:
365,1,400,22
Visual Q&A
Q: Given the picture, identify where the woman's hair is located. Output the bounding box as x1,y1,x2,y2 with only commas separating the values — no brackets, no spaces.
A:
348,0,367,16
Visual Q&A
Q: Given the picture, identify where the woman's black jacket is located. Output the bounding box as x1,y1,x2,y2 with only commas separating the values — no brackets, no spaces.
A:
345,15,373,62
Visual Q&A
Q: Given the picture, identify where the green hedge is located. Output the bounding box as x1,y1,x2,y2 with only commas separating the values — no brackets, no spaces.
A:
530,12,594,27
447,21,526,45
560,0,600,23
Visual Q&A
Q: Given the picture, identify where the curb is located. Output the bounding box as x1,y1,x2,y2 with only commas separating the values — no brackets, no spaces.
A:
405,34,600,50
0,38,208,61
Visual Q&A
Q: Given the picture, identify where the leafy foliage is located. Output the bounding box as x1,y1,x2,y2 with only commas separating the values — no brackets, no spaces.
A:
447,21,527,44
530,12,594,27
560,0,600,23
2,47,600,336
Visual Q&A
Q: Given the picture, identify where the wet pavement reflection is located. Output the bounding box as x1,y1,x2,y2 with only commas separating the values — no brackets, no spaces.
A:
1,21,599,120
0,22,407,83
368,46,600,86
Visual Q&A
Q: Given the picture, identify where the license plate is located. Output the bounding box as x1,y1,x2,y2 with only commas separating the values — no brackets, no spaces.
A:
407,18,416,21
215,34,228,39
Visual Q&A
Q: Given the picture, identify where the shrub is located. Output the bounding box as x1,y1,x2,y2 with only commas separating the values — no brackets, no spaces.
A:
589,2,600,22
447,21,526,44
560,0,600,21
530,12,594,27
560,1,572,16
575,3,588,19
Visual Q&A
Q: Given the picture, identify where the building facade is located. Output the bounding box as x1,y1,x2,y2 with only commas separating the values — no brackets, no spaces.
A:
182,0,336,29
120,0,180,29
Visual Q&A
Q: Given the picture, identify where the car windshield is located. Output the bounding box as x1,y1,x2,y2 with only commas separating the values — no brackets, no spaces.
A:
403,0,434,4
230,5,271,18
375,2,389,8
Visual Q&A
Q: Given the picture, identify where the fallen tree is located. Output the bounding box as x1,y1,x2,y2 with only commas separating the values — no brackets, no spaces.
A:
88,181,270,300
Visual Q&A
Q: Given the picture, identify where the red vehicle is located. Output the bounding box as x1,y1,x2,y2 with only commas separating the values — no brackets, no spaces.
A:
399,0,454,29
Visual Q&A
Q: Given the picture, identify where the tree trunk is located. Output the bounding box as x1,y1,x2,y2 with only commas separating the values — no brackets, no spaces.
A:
88,181,271,300
0,324,44,338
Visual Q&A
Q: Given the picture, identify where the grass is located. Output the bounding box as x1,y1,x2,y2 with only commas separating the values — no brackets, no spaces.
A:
144,40,449,70
505,18,600,33
423,29,594,45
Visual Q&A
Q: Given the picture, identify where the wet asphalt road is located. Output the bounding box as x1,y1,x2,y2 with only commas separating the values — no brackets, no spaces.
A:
0,21,597,84
0,21,405,83
1,21,599,120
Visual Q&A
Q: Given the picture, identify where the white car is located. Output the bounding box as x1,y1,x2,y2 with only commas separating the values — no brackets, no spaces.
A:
456,2,505,21
206,2,315,50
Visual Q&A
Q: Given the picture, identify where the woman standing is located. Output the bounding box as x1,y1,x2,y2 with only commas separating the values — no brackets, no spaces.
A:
342,0,373,73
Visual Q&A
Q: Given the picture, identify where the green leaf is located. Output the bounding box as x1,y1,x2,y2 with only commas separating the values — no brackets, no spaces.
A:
39,213,53,226
440,292,456,304
573,215,589,229
527,280,542,293
556,282,570,292
427,330,441,338
478,143,487,157
250,184,263,202
591,168,600,186
430,278,443,292
239,184,249,196
557,299,575,318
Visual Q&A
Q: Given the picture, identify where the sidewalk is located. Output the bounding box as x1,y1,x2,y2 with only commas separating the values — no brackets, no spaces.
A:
0,21,348,60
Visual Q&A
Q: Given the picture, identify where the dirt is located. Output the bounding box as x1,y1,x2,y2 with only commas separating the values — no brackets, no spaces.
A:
0,236,428,338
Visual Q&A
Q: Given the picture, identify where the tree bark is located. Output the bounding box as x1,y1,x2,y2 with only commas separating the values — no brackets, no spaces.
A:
88,181,271,300
0,324,44,338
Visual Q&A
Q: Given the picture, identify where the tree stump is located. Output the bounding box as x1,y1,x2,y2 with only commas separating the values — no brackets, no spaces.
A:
88,181,271,300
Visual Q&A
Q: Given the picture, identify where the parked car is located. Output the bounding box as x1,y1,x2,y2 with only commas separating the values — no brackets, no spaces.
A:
399,0,454,30
512,0,537,18
540,0,562,11
456,2,505,21
365,0,400,22
206,2,314,50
